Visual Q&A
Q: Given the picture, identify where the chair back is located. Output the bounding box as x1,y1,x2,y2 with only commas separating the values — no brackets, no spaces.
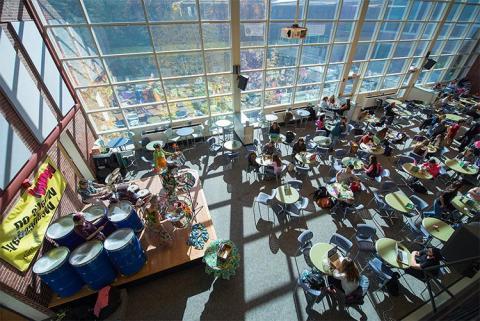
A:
334,149,347,160
410,195,428,211
329,233,353,255
287,180,303,190
206,137,216,146
356,224,376,240
379,180,396,193
397,155,416,167
297,229,313,249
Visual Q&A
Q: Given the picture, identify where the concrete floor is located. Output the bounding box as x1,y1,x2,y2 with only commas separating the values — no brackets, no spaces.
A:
120,113,469,321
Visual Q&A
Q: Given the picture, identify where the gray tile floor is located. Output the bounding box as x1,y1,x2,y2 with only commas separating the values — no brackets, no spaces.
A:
122,114,469,321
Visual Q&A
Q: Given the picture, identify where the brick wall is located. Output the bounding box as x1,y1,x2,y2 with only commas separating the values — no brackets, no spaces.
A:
0,0,31,22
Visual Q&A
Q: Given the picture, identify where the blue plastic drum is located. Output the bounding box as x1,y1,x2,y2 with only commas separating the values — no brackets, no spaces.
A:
46,214,84,250
107,201,144,233
83,204,116,236
33,247,84,297
69,241,117,290
104,228,146,276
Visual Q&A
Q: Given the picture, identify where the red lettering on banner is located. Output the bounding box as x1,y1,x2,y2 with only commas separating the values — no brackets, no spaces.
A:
27,164,56,198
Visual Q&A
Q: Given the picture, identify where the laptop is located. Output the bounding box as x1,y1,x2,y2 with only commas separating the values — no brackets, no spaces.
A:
395,243,409,265
327,246,341,269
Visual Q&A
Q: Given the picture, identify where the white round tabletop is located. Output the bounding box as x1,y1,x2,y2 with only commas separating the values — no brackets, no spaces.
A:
296,109,310,117
275,185,300,204
224,140,242,151
312,135,331,145
215,119,232,128
146,140,165,151
265,114,278,122
176,127,194,137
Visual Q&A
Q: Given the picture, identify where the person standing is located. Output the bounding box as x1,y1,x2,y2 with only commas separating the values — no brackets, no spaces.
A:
459,122,480,150
153,143,173,173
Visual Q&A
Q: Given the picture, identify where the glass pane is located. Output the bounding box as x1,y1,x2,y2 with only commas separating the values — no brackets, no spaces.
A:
124,105,170,127
322,82,339,97
330,44,348,63
350,62,362,75
378,22,401,40
202,23,231,49
353,43,370,61
271,0,305,20
242,71,263,90
64,59,106,87
382,75,401,89
308,0,339,19
94,26,152,54
384,0,408,20
360,77,380,92
264,88,293,106
467,24,480,39
83,0,145,23
146,0,198,21
90,110,125,132
269,22,300,45
359,22,378,41
366,60,386,76
295,85,321,103
115,82,164,106
210,96,234,115
428,70,442,83
158,53,204,77
301,45,328,65
335,22,354,42
325,64,343,81
240,0,267,20
402,73,412,86
446,4,460,21
408,1,431,20
105,56,158,83
298,66,324,84
435,56,450,69
241,49,264,70
393,41,412,57
459,5,478,21
450,24,468,38
401,23,421,40
443,69,456,82
78,87,118,111
421,23,437,39
170,99,208,120
366,0,385,20
460,39,477,52
37,0,86,25
304,23,333,44
372,43,392,59
199,0,230,20
265,69,296,88
208,75,232,96
240,23,266,46
152,24,201,51
437,23,452,40
163,77,207,101
430,40,444,55
387,59,406,74
205,50,231,73
442,40,458,55
340,0,361,20
414,40,428,56
49,27,98,58
267,47,298,68
241,92,263,110
431,2,446,21
416,71,427,84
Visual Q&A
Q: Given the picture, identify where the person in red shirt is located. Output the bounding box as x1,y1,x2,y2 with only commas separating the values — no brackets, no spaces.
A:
445,120,463,146
316,114,326,130
359,132,374,145
421,158,441,178
364,155,382,178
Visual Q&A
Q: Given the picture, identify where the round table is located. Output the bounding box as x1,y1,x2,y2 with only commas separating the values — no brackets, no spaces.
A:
176,127,194,137
296,109,310,117
384,191,415,213
363,116,380,124
402,163,433,180
422,218,455,242
326,183,354,201
202,240,240,280
275,185,300,205
375,238,412,269
313,135,331,146
223,140,242,151
444,159,479,175
309,242,334,274
270,134,286,144
386,99,403,106
256,156,273,167
341,157,364,170
445,114,465,122
146,140,165,151
360,143,384,155
451,195,480,217
265,114,278,122
215,119,233,142
295,152,317,165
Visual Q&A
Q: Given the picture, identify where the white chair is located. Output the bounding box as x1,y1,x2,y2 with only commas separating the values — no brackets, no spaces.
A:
253,190,277,221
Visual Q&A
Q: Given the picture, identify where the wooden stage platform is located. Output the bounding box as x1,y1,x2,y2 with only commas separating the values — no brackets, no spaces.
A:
49,169,216,307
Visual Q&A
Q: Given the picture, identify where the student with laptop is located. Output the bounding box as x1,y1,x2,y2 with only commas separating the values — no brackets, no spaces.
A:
327,257,360,295
405,247,442,280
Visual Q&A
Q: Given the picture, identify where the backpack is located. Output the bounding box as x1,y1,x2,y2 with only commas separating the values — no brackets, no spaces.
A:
285,131,295,143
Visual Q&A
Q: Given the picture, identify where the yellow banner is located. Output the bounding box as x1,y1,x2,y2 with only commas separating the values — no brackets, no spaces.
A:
0,158,66,272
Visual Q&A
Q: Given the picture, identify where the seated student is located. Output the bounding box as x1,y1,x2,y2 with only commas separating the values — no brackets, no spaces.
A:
421,158,441,177
327,257,360,296
269,121,280,137
376,127,389,141
284,108,294,125
292,138,307,160
358,132,374,145
405,247,442,281
77,179,111,205
364,155,382,178
464,103,480,120
445,120,463,146
336,164,360,185
337,100,351,116
247,152,260,172
315,114,326,131
320,96,329,110
412,140,430,159
423,181,462,218
265,154,283,177
328,95,336,108
428,120,447,138
262,141,276,156
431,133,445,150
73,212,106,241
383,140,393,157
329,116,348,148
383,102,398,125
